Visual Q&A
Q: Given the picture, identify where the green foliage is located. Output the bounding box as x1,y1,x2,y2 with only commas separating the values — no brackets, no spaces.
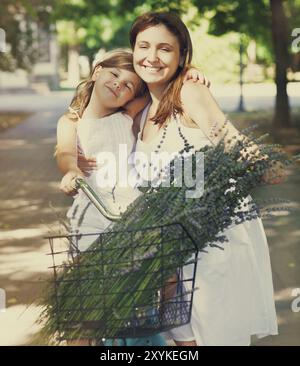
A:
2,0,299,74
189,0,274,67
0,0,56,71
190,20,241,83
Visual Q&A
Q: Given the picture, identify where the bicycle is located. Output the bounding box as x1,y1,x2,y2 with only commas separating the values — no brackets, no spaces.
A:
46,178,199,345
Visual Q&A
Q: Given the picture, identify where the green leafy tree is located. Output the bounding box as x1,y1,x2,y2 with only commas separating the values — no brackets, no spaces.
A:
0,0,54,72
51,0,192,65
189,0,293,128
269,0,290,128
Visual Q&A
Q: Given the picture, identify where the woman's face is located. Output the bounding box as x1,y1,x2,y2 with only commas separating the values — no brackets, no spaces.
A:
133,24,181,88
94,66,141,108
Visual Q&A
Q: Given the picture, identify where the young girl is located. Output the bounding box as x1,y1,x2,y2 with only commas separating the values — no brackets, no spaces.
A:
57,49,148,253
56,49,155,346
56,48,207,345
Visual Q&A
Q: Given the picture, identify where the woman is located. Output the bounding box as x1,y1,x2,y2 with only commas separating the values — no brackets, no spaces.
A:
128,12,280,346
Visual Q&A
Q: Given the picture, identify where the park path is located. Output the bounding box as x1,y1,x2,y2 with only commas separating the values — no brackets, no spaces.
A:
0,91,73,345
0,90,299,345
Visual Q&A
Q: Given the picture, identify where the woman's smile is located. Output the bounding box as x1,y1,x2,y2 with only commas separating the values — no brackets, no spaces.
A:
141,65,163,73
133,25,180,86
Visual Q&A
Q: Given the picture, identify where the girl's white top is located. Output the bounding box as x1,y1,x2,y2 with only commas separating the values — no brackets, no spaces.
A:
67,110,141,247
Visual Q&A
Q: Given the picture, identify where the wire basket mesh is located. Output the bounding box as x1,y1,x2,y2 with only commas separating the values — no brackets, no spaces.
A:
47,222,198,343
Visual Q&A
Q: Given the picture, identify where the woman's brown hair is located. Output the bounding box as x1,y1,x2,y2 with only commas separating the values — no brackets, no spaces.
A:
66,49,146,121
130,12,193,127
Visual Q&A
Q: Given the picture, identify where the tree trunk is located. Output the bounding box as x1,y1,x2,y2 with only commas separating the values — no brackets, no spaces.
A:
270,0,290,128
67,45,80,87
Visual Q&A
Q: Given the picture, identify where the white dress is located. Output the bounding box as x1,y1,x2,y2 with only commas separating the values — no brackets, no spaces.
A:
134,105,278,346
67,111,141,251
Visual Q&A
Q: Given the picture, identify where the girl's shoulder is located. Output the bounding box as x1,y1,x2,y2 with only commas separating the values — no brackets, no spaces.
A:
106,111,134,129
112,111,133,124
88,111,132,124
67,106,81,121
57,113,78,128
58,106,80,128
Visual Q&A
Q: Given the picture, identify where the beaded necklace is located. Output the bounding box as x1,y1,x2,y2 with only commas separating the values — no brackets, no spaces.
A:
137,111,195,184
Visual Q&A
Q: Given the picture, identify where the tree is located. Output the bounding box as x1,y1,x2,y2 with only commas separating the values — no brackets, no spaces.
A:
51,0,134,73
51,0,189,66
183,0,290,128
0,0,54,72
270,0,290,128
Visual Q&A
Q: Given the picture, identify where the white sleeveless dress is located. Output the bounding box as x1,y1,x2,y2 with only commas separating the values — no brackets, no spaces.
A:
134,105,278,346
67,111,141,251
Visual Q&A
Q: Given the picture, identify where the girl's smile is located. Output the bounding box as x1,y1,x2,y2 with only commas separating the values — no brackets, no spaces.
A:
94,67,141,108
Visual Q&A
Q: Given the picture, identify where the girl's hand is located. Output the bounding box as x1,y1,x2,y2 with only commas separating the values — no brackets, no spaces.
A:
262,161,286,185
77,147,97,176
60,169,84,196
183,68,210,87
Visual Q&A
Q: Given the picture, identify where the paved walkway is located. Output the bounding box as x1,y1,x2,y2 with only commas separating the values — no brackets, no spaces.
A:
0,91,299,345
0,92,72,345
252,168,300,345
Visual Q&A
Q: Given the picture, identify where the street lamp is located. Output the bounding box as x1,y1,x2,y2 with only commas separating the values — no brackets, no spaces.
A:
237,36,246,112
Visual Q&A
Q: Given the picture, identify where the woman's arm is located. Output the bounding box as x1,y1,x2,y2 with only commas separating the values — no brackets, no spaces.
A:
181,82,285,184
181,81,267,157
181,82,243,146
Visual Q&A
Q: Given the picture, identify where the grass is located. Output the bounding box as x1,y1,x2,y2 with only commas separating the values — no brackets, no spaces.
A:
0,112,32,133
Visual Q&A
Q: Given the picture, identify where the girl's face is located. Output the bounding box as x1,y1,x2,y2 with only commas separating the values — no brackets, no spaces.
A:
133,24,181,88
93,66,141,108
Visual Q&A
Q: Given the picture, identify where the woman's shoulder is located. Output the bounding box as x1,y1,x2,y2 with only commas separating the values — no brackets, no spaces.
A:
180,81,214,125
181,80,212,107
180,80,227,138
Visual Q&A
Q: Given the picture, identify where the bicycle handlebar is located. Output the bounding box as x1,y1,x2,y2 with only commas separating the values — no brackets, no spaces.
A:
75,178,122,222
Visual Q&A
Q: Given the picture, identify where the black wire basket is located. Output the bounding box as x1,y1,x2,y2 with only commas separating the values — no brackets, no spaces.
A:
47,179,199,344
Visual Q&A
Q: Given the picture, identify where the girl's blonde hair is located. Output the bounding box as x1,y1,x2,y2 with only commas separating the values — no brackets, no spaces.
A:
66,49,146,121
